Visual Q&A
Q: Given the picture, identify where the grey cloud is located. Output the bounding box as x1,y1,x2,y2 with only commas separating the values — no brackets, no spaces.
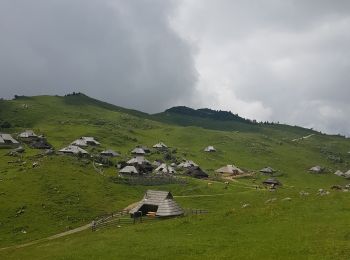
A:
0,0,197,112
175,0,350,135
1,0,349,136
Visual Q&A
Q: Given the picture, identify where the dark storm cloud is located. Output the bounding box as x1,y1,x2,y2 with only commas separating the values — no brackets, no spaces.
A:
0,0,197,112
1,0,349,136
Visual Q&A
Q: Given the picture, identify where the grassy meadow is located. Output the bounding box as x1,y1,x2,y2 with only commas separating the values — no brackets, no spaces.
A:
0,94,349,259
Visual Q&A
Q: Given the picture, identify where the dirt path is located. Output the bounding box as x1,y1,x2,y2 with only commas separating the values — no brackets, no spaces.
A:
292,134,315,142
0,203,134,251
174,193,228,198
0,223,92,251
0,186,260,251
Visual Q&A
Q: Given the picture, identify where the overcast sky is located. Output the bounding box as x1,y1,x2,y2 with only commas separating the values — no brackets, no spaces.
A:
0,0,349,135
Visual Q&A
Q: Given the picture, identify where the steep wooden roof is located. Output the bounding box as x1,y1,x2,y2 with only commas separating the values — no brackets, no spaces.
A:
129,190,183,217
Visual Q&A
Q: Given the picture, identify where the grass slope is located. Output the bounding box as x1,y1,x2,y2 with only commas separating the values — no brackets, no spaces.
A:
0,94,349,259
152,106,321,139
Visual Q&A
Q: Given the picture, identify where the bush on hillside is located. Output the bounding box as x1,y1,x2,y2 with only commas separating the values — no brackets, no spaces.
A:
0,119,11,128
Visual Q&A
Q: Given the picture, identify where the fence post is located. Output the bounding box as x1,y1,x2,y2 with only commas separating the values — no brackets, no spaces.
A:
138,211,142,223
91,220,96,232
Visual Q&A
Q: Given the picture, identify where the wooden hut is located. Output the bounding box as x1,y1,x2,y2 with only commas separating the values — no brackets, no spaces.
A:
154,163,176,175
18,130,38,140
215,165,244,176
178,160,198,169
204,146,216,152
260,167,275,175
119,166,139,175
100,149,120,157
0,133,20,147
59,145,88,155
131,148,146,155
153,142,168,149
185,166,208,179
71,137,100,147
309,165,323,173
262,178,282,188
129,190,183,217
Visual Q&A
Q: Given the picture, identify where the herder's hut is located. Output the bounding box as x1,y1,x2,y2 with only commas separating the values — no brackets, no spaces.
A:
131,148,146,156
262,178,282,188
185,166,208,179
71,137,100,147
18,130,38,139
59,145,88,155
309,165,323,173
334,170,344,177
127,156,150,165
154,163,176,175
127,156,153,174
344,170,350,178
204,146,216,152
81,137,100,146
215,165,244,176
119,166,139,175
100,149,120,157
260,167,275,175
0,133,19,147
71,139,88,147
178,160,198,169
152,160,163,167
129,190,183,217
30,138,52,149
153,142,168,149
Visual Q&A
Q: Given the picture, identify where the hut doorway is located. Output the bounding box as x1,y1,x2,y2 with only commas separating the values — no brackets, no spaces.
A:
138,204,158,215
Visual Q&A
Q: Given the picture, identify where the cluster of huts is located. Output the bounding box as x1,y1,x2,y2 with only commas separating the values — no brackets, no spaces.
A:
1,130,52,153
334,170,350,179
308,165,350,179
2,131,283,186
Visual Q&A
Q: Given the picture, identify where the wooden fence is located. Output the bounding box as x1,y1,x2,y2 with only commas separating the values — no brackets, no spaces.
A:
91,210,159,232
185,209,209,215
91,209,209,232
110,176,187,186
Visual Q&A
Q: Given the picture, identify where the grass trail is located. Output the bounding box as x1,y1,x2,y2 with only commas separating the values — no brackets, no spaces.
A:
0,224,92,251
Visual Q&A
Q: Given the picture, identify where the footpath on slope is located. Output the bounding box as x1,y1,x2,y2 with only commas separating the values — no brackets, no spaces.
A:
0,224,92,251
0,179,266,251
0,190,241,251
292,134,315,142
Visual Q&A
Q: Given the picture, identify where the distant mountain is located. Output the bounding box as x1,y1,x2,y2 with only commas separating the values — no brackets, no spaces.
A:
152,106,317,137
164,106,255,124
3,93,321,137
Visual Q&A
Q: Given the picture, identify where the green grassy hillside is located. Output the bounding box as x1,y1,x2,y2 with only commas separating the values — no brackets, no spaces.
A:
0,94,349,259
152,106,320,138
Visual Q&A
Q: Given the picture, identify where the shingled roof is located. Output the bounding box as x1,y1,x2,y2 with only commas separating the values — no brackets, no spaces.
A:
0,133,19,145
178,160,198,168
154,163,176,174
215,165,244,175
100,149,120,157
19,130,38,138
131,147,146,155
204,146,216,152
127,156,150,165
120,166,138,175
185,166,209,179
153,142,168,149
59,145,88,155
71,137,100,147
129,190,183,217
